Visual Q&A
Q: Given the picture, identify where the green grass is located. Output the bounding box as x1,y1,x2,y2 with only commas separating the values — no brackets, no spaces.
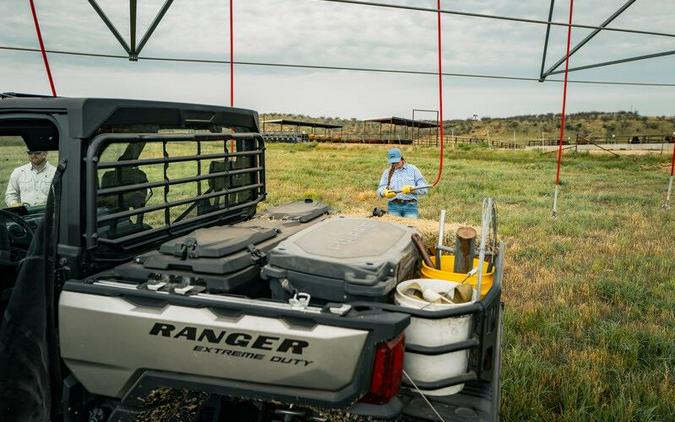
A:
263,143,674,421
0,142,672,421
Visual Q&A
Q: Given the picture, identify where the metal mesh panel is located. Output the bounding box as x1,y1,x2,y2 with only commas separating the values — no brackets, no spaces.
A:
85,133,265,249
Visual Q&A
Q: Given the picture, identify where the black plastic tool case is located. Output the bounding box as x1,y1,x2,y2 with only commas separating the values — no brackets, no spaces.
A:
262,217,419,302
106,201,330,294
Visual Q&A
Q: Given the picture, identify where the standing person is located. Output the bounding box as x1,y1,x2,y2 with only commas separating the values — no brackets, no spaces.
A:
376,147,428,218
4,150,56,207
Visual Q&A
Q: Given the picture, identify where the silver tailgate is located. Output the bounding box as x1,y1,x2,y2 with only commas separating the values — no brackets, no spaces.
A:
59,288,368,398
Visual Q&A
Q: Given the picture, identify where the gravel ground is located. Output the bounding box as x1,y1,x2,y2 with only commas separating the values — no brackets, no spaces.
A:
135,389,208,422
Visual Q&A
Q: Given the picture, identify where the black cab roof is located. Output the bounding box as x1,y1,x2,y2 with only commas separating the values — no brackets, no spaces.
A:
0,94,260,138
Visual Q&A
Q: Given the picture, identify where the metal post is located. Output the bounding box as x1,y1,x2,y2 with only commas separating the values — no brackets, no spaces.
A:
665,176,673,206
130,0,137,54
552,0,574,218
664,139,675,208
435,210,446,270
412,109,416,144
539,0,556,81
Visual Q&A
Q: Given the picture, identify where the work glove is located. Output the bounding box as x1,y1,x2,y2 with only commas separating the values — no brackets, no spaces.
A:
382,188,396,199
401,185,414,195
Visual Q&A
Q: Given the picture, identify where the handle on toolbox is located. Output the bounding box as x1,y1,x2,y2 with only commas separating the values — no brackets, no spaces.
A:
344,271,379,285
344,274,397,296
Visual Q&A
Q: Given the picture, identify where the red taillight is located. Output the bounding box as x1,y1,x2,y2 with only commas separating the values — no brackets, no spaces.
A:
360,334,405,404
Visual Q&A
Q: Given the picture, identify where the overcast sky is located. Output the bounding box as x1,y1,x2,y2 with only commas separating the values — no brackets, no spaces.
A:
1,0,674,119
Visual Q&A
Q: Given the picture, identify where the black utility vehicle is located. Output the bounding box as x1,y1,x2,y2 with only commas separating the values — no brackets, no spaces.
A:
0,95,503,422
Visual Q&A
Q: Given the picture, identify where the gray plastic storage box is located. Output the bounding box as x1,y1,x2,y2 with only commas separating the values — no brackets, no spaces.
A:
262,217,419,302
107,200,330,294
265,199,330,222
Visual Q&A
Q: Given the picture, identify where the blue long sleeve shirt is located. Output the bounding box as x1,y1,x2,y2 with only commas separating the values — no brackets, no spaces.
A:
376,163,428,201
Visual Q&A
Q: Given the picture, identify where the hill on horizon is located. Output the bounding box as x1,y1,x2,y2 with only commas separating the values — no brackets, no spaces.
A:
261,110,675,143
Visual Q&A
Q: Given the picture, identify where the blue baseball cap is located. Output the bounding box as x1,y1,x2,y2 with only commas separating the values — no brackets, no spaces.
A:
387,148,402,164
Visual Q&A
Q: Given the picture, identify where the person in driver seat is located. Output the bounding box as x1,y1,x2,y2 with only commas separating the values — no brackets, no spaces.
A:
4,150,56,207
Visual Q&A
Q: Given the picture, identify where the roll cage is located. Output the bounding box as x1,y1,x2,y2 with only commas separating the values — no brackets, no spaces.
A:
0,94,266,278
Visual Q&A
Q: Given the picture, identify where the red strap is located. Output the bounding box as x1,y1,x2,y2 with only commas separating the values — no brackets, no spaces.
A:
555,0,575,185
29,0,57,97
670,140,675,176
431,0,444,187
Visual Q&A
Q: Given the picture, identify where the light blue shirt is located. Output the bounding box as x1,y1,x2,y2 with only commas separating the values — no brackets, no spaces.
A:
376,163,428,201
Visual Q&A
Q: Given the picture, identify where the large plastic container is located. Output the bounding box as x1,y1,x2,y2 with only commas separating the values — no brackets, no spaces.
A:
395,279,476,396
111,201,330,294
264,217,418,302
420,255,494,298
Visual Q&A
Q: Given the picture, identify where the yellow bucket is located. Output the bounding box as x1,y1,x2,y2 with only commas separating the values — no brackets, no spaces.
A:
420,256,494,298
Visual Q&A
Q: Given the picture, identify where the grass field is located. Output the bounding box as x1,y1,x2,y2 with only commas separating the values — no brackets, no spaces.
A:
264,143,674,421
0,142,672,421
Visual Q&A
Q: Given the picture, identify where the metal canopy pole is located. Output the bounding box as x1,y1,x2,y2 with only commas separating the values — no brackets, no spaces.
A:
88,0,174,61
88,0,131,54
316,0,675,40
130,0,137,53
541,0,637,80
135,0,175,58
549,49,675,75
538,0,555,81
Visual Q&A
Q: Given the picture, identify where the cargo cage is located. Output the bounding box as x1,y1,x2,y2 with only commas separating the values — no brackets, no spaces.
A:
84,132,266,251
351,240,503,394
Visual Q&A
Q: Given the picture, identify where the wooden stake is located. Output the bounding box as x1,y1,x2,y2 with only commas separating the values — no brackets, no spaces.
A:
454,226,477,273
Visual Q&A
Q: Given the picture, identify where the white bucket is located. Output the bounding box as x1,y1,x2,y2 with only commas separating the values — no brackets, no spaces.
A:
395,278,476,396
